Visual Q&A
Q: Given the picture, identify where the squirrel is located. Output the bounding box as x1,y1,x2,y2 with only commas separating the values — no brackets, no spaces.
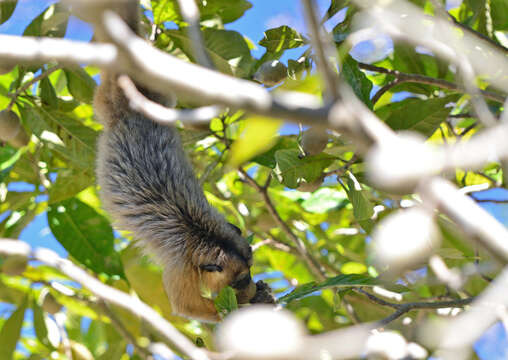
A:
92,0,273,322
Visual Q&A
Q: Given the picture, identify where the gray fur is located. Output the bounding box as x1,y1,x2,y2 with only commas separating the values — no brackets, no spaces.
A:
96,109,252,268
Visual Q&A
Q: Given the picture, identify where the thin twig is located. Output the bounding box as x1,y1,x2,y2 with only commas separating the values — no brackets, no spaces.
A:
356,288,399,309
370,79,401,105
323,155,358,177
449,113,474,119
239,169,326,280
7,65,63,111
358,62,506,104
251,238,296,253
356,288,474,326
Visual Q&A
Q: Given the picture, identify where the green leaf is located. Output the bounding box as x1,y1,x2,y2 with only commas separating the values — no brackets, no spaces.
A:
343,173,374,233
166,28,255,77
0,1,17,24
342,55,373,109
40,77,58,109
0,276,26,305
0,146,23,182
392,44,426,75
18,105,98,169
49,169,94,204
23,3,69,38
245,234,254,244
152,0,181,24
252,137,298,168
491,0,508,30
1,208,37,239
121,245,176,321
341,262,367,274
274,149,334,189
325,0,350,21
0,296,27,359
64,68,96,104
345,175,373,220
376,95,460,137
0,191,33,213
47,198,125,279
214,286,238,317
259,26,306,53
229,116,281,166
265,248,314,283
301,188,348,213
33,300,51,349
199,0,252,24
279,274,377,303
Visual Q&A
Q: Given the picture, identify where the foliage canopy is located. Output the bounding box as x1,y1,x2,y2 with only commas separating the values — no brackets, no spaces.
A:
0,0,507,359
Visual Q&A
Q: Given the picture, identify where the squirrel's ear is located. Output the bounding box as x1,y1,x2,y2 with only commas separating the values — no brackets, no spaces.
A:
228,223,242,235
200,264,223,272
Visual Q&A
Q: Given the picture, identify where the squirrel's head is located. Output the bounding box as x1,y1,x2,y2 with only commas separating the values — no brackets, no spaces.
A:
162,222,256,322
195,222,256,305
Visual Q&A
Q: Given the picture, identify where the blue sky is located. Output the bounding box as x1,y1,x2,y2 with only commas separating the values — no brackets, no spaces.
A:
1,1,508,358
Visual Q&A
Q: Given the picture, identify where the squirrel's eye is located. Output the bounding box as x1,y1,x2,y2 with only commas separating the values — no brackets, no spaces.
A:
200,264,223,272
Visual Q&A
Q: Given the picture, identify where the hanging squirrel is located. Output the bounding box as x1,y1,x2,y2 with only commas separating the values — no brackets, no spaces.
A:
90,0,274,322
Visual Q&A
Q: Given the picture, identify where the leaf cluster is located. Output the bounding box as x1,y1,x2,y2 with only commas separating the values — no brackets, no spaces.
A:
0,0,507,358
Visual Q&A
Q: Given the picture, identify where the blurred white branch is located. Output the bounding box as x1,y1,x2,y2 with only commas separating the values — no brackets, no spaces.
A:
117,75,223,127
0,239,209,360
102,11,330,126
438,265,508,359
2,2,508,357
0,34,118,68
423,179,508,263
175,0,214,69
355,0,508,94
301,0,340,102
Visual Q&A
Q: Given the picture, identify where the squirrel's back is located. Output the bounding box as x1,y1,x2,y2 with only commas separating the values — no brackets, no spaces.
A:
95,82,249,264
94,74,258,321
92,0,266,321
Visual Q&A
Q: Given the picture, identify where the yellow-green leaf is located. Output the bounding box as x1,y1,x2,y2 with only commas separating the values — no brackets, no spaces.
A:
229,116,281,166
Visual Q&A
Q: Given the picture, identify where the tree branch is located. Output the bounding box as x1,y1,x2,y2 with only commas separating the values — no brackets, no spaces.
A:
301,0,340,102
0,34,118,68
175,0,214,69
239,169,326,280
356,288,474,326
0,239,209,360
438,265,508,356
447,12,508,53
7,64,63,111
370,79,401,105
102,12,329,126
358,62,506,104
117,75,222,126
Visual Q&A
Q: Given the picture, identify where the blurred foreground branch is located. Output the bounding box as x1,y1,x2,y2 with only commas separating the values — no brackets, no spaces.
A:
0,239,209,360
